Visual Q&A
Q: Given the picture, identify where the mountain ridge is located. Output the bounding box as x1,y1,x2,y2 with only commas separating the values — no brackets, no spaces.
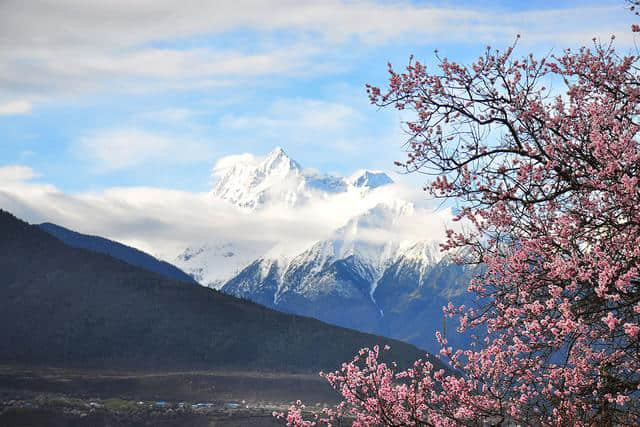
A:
39,222,196,284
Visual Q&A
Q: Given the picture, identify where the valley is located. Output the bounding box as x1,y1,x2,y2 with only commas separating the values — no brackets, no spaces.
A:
0,366,337,426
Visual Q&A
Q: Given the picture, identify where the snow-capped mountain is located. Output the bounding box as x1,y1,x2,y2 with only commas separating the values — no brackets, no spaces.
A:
175,240,273,289
276,202,411,300
175,147,399,288
211,146,359,210
211,147,305,209
274,200,421,299
349,170,394,189
175,146,472,353
220,199,468,353
222,235,472,353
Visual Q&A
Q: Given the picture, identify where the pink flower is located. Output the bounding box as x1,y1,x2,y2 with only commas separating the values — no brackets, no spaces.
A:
624,323,639,338
601,312,620,331
284,20,640,426
615,394,629,406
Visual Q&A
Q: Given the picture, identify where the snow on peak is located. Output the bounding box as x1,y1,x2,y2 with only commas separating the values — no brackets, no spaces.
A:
175,240,274,289
211,149,398,210
261,146,301,177
211,147,305,209
174,148,454,297
399,241,442,265
297,200,417,277
349,170,393,189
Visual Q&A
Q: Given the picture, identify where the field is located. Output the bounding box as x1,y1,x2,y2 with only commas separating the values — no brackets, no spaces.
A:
0,365,341,426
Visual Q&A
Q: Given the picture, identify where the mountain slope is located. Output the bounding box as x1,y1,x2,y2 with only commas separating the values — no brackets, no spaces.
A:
223,243,474,354
39,222,196,284
373,245,475,351
222,202,416,333
0,210,431,372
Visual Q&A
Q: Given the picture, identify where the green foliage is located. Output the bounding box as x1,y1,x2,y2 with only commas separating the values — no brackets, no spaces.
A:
102,398,139,412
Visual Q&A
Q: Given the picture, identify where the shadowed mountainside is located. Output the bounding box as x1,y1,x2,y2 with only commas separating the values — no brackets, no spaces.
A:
39,222,196,284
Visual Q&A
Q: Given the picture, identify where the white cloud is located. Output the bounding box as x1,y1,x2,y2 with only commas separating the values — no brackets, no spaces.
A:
218,98,367,155
1,1,632,49
50,45,318,79
75,128,214,171
137,108,195,123
222,98,362,133
0,162,453,262
0,100,32,115
1,1,634,106
212,153,262,177
0,45,314,100
0,165,39,182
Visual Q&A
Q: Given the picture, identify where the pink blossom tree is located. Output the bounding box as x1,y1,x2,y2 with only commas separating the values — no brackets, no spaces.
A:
280,14,640,427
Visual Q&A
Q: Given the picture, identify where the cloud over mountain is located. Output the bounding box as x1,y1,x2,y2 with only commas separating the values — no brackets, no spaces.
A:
0,148,454,268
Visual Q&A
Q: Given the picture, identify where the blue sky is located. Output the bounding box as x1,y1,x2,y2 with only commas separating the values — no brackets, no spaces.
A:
1,0,637,194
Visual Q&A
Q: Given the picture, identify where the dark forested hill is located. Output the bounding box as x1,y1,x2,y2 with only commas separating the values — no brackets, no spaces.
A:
0,210,431,373
39,222,196,283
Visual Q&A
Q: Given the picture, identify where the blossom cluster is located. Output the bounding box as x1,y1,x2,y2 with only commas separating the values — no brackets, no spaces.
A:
284,34,640,426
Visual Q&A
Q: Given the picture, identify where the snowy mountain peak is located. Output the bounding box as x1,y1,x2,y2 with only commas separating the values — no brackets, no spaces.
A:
400,241,442,264
261,146,301,176
349,170,393,189
211,147,304,209
211,148,399,210
268,145,286,157
299,200,417,281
